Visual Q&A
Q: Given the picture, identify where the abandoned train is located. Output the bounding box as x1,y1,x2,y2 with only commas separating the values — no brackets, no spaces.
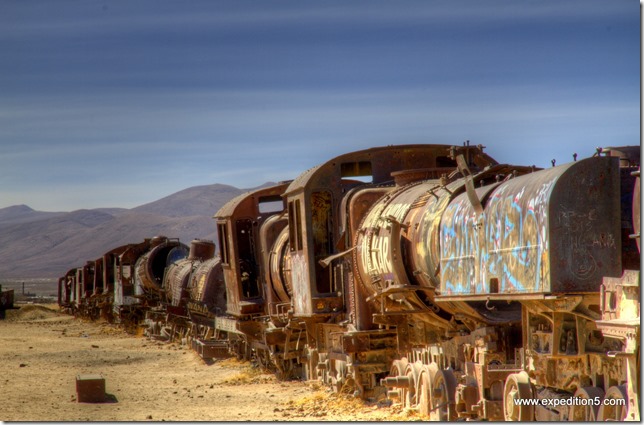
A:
59,143,640,421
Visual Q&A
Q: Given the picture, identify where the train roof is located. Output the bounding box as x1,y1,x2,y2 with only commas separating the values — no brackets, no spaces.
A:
284,144,498,197
214,181,291,219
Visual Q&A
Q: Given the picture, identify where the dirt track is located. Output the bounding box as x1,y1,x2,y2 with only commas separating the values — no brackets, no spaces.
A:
0,304,425,421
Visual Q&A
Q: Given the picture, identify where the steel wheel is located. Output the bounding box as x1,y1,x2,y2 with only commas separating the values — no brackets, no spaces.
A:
569,386,604,421
275,357,295,380
503,372,535,421
416,367,432,417
430,368,457,421
389,359,407,377
389,359,409,404
405,361,423,409
256,349,272,370
597,385,628,421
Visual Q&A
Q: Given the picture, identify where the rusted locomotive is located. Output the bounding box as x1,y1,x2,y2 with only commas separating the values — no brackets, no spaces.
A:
345,145,639,421
222,143,639,421
60,236,188,325
59,143,640,421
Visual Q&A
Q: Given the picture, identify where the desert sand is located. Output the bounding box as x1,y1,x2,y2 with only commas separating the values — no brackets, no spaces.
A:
0,304,425,421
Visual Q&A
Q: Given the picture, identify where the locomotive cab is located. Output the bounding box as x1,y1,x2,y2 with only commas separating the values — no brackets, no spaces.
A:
214,182,290,317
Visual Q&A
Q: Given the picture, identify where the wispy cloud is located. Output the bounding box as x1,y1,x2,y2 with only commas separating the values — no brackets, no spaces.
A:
1,0,632,39
0,0,638,211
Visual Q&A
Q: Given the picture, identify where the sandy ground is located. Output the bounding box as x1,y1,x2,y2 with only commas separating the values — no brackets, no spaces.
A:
0,304,426,422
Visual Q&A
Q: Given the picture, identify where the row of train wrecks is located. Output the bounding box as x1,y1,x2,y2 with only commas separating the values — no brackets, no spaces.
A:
59,143,640,421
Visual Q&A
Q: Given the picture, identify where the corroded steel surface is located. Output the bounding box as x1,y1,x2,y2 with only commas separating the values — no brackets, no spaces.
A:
134,238,188,292
284,144,498,197
440,156,620,297
187,257,226,317
113,239,154,308
355,180,446,299
97,244,130,295
268,226,292,303
163,258,194,307
187,239,215,261
214,182,290,317
164,239,216,307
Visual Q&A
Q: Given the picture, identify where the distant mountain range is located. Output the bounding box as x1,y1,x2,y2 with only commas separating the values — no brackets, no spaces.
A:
0,183,275,279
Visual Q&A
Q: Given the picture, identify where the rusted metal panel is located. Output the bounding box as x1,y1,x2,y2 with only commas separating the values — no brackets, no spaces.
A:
354,180,460,301
98,244,130,296
440,156,621,296
191,339,231,360
548,156,621,292
264,328,287,345
113,239,154,308
267,225,292,303
188,257,226,317
214,183,289,220
290,250,312,315
214,316,238,333
261,214,292,326
187,239,215,261
345,187,393,242
163,258,194,307
134,238,188,293
212,191,248,219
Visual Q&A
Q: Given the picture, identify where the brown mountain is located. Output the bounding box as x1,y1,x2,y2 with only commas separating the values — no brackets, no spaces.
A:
0,183,274,279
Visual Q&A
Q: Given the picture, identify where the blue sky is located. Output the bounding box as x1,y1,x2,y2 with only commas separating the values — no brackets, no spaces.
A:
0,0,639,211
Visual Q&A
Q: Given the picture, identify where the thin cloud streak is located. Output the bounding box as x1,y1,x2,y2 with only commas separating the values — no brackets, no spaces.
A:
0,0,630,39
0,0,638,211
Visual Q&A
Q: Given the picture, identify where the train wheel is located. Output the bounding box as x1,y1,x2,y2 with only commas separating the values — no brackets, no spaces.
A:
233,340,250,360
416,366,432,417
405,361,423,409
568,386,604,421
430,368,457,421
276,358,296,380
597,385,628,421
503,372,535,421
389,359,409,404
256,349,272,371
389,359,406,380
